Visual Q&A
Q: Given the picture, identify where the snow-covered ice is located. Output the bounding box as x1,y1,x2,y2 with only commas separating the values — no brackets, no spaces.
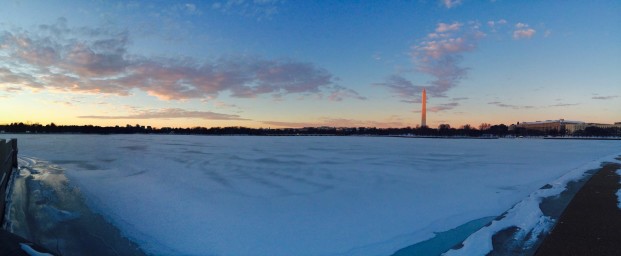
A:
444,154,621,256
3,135,620,256
20,243,54,256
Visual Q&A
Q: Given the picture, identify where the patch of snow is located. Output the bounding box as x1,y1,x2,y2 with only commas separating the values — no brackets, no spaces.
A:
445,154,621,255
5,135,621,256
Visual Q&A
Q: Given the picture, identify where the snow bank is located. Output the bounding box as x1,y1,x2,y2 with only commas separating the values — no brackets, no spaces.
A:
444,153,621,255
5,135,621,256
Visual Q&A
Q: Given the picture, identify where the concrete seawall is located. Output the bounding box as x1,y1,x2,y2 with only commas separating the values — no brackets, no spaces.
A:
0,139,56,255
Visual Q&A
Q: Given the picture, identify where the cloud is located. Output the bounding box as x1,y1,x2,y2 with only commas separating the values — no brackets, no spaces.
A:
376,75,425,103
378,21,483,101
2,86,23,93
213,101,238,108
451,97,468,101
327,85,367,101
436,22,462,33
549,103,579,107
178,3,202,15
78,108,247,120
441,0,463,8
0,67,43,89
429,102,459,112
262,117,408,128
487,19,506,27
0,20,362,102
487,19,507,32
53,100,74,106
513,23,536,39
211,0,284,20
488,101,535,109
592,95,618,100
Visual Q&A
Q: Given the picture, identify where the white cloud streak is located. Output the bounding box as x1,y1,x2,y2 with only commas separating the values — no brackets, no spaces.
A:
441,0,463,9
592,95,618,100
79,108,247,120
488,101,535,109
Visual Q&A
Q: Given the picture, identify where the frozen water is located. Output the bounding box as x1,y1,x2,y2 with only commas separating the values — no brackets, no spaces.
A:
5,156,145,256
3,134,620,256
20,243,54,256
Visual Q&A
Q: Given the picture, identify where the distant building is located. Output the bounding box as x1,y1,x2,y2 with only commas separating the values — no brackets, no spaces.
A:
517,119,621,134
565,122,621,134
516,119,583,133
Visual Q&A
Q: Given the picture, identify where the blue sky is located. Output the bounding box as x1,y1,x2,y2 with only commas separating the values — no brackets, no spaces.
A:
0,0,619,128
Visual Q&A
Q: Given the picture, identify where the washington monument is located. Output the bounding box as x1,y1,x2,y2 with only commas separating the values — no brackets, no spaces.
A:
421,88,427,127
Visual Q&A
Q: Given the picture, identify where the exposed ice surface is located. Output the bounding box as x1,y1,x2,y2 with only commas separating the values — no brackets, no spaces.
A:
4,135,620,256
20,243,54,256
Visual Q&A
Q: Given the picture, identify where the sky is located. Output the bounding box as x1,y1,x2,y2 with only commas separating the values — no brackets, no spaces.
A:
0,0,619,129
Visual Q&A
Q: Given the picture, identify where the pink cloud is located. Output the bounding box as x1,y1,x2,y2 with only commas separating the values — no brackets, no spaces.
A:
0,67,44,89
429,102,459,112
416,37,475,59
0,20,363,102
378,21,483,102
513,28,536,39
512,23,536,39
436,22,462,33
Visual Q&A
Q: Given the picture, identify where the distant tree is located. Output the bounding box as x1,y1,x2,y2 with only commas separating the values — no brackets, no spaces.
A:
438,124,452,136
488,124,509,136
438,124,451,130
479,123,491,131
582,126,613,137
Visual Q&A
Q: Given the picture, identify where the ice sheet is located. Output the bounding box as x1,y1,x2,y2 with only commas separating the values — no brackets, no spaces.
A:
4,135,620,256
444,154,621,255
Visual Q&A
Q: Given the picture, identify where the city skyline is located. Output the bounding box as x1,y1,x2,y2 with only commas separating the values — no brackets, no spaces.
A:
0,1,619,128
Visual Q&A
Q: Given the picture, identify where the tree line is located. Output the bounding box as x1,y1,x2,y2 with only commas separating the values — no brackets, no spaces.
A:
0,122,619,137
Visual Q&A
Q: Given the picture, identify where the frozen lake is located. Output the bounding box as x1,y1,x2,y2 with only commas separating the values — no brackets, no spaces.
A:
3,135,620,255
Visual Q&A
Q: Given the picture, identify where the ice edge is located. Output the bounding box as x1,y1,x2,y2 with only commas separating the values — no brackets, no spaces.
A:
443,152,621,256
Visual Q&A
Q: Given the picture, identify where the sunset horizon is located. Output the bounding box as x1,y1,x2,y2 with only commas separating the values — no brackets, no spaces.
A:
1,2,621,254
1,1,619,129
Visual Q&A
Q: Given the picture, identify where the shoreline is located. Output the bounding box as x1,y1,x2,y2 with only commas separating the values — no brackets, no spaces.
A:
442,155,621,255
534,161,621,255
